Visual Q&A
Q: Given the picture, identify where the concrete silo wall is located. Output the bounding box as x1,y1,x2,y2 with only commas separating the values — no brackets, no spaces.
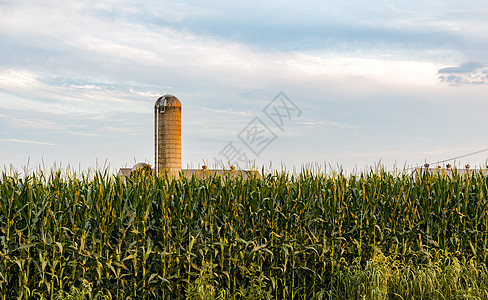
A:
155,95,181,176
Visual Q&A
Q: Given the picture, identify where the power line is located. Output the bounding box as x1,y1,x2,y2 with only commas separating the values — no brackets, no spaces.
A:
406,147,488,171
427,147,488,166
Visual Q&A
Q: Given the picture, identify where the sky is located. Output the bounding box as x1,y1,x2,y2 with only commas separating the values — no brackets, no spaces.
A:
1,0,488,173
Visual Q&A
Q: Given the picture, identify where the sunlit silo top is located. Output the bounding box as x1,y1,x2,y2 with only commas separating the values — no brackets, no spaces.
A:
155,94,181,108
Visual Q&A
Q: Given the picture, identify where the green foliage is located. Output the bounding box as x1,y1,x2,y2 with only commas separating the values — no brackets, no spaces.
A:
54,280,93,300
1,166,488,299
186,262,224,300
327,249,488,299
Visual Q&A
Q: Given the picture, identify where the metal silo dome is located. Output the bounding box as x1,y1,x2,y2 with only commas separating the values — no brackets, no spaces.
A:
155,94,181,108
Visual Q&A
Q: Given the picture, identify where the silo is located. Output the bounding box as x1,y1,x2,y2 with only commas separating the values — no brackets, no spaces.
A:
155,95,181,176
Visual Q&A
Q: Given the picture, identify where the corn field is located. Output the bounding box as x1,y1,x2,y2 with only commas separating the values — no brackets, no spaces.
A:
1,167,488,299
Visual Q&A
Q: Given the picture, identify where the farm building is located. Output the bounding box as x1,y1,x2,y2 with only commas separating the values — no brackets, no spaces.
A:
119,95,259,178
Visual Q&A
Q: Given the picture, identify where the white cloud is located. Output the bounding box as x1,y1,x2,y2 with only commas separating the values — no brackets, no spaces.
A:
103,126,136,133
298,120,355,129
280,53,440,85
202,107,254,117
0,0,446,88
0,69,41,87
0,69,150,116
68,36,160,63
0,138,56,146
5,115,98,136
438,62,488,85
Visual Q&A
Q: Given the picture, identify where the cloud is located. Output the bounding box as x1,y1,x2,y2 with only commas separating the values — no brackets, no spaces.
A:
5,115,99,137
438,62,484,74
438,62,488,85
64,131,99,137
0,138,56,146
298,121,355,129
0,69,41,87
123,1,488,62
202,107,254,117
103,126,137,133
0,0,469,86
0,68,153,117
